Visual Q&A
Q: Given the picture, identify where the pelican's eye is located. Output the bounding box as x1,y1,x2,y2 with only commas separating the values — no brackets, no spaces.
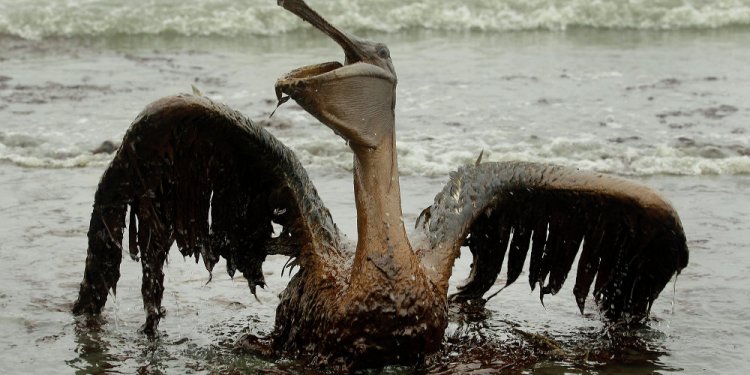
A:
377,45,390,59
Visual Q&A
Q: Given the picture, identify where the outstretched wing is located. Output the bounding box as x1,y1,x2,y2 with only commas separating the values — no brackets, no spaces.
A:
73,94,340,315
417,161,688,322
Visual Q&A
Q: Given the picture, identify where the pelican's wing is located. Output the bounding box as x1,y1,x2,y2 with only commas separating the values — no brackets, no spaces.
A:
73,94,340,315
417,161,688,321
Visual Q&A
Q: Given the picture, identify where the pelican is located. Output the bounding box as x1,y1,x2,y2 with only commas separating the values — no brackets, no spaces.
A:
73,0,688,368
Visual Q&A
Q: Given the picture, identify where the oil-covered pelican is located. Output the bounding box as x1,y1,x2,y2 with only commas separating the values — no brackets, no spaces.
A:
73,0,688,368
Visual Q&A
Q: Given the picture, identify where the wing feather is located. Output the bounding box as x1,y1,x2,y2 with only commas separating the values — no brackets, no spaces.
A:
419,161,688,322
505,219,531,287
73,94,340,315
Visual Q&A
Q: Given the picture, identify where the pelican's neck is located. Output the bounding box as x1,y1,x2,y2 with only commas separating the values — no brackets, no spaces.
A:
349,130,416,286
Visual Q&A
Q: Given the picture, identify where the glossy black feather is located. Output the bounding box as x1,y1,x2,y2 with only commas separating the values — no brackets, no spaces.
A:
420,161,688,322
505,220,531,287
73,94,340,321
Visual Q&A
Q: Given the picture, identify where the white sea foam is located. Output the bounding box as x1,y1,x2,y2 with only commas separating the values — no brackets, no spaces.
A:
392,135,750,177
3,128,749,176
0,132,111,168
2,0,750,40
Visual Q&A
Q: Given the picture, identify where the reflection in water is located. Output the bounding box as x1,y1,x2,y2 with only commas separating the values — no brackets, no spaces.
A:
420,304,676,374
60,245,680,373
69,316,175,375
64,302,677,373
68,316,119,374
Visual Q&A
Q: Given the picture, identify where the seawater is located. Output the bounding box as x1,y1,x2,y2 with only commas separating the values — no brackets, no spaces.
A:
2,30,750,176
2,0,750,39
1,1,749,374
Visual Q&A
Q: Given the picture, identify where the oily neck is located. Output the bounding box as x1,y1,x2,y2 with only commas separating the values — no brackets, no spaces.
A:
349,130,416,285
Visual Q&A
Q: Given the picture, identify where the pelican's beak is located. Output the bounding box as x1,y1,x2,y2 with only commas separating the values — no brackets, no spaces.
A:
276,0,369,64
275,0,397,148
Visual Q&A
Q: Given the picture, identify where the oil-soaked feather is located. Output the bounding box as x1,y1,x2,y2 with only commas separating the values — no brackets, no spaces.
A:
129,205,139,260
528,220,549,291
538,211,568,295
505,223,531,287
417,161,688,323
542,219,584,296
74,94,342,317
453,212,511,300
592,227,626,299
572,217,607,313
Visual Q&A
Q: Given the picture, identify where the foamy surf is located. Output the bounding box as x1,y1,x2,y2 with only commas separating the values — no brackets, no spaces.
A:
0,132,114,168
3,129,748,176
286,132,750,177
2,0,750,40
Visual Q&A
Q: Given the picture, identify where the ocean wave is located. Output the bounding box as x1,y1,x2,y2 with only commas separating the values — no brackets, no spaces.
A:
4,129,748,176
281,130,750,177
0,132,114,168
1,0,750,40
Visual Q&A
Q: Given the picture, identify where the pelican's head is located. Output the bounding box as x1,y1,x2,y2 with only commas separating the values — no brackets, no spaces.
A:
275,0,396,148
